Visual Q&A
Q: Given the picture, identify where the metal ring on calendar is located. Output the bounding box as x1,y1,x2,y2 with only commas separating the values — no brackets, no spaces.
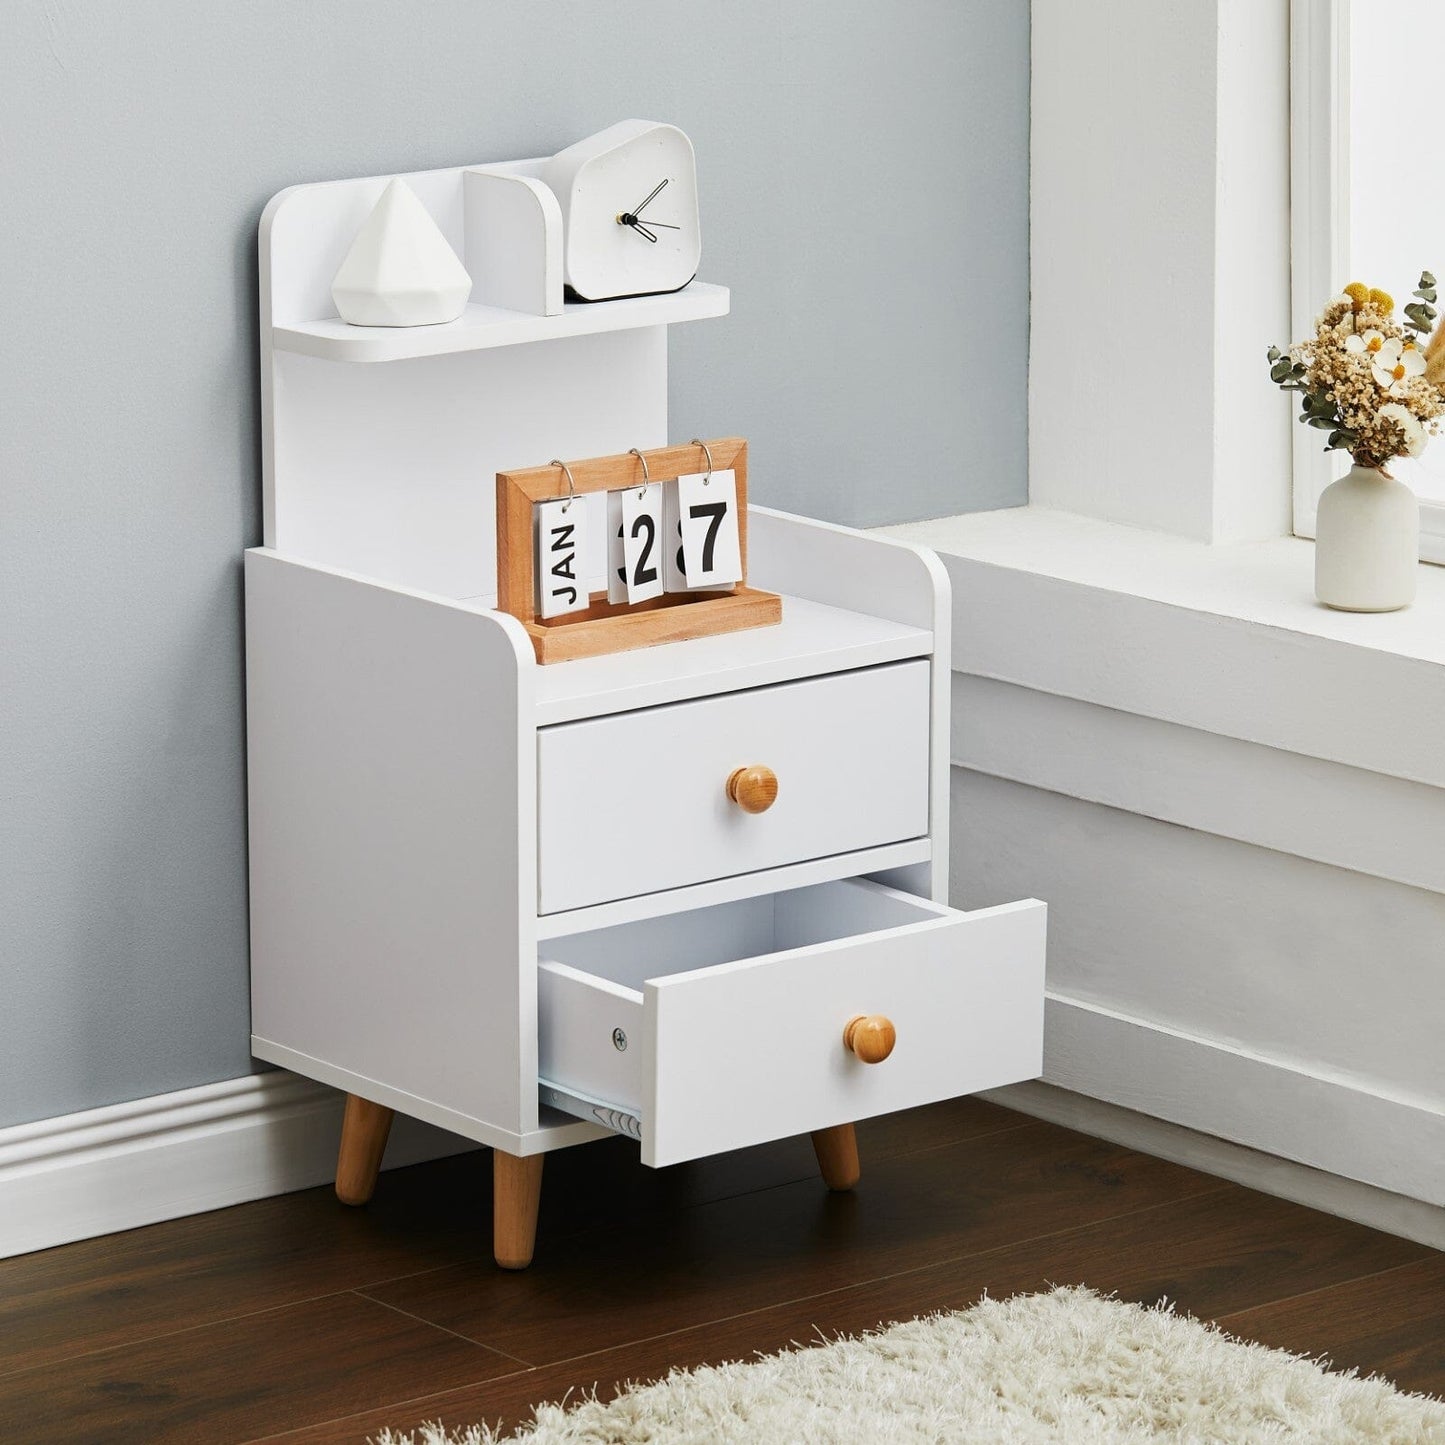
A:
628,447,651,496
691,438,714,484
550,459,577,510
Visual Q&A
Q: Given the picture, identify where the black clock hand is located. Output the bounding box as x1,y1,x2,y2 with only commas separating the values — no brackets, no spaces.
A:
616,216,680,241
631,178,668,215
617,178,682,242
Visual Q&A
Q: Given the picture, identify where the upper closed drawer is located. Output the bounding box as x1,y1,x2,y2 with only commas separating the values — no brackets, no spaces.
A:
537,661,932,914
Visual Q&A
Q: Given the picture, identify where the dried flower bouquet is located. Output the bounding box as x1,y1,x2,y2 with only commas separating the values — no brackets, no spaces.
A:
1268,275,1445,471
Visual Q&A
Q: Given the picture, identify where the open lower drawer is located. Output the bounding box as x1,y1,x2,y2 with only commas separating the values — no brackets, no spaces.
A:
537,877,1046,1167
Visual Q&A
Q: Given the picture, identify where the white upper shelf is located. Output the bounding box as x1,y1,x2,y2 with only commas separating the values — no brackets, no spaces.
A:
273,281,730,364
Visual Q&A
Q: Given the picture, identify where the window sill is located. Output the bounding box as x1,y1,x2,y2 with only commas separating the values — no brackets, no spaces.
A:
879,505,1445,789
883,505,1445,664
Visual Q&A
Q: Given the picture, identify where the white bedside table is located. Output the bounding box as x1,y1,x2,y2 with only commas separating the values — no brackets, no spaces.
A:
244,156,1046,1270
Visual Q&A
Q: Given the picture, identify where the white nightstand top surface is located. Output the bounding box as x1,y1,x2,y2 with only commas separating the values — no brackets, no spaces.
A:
456,593,932,725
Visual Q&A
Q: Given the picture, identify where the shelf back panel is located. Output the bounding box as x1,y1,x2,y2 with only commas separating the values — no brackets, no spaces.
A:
270,328,665,598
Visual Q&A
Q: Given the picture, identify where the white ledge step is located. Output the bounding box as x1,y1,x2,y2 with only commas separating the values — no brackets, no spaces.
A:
882,506,1445,789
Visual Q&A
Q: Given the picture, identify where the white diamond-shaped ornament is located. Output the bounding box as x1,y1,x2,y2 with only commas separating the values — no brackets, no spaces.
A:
331,178,472,327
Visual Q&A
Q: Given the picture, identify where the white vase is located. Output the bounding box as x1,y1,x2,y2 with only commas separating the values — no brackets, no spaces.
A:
1314,464,1419,612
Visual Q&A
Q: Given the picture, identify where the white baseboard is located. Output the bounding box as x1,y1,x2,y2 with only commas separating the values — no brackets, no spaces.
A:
9,1018,1442,1263
0,1071,476,1260
983,993,1445,1251
988,1078,1445,1253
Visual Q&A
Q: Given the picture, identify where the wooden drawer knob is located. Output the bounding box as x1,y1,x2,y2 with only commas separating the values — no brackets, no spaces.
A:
726,764,778,814
844,1014,896,1064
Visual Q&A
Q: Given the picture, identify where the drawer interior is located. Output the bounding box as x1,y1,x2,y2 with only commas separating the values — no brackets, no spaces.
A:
543,878,945,993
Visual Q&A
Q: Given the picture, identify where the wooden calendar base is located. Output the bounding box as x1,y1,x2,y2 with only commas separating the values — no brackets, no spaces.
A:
810,1122,861,1191
335,1094,395,1206
522,585,782,664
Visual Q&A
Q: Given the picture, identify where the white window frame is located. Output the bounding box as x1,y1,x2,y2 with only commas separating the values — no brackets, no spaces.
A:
1290,0,1445,563
1028,0,1293,547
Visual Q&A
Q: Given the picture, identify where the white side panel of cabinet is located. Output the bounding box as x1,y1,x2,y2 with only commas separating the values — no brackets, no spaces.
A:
750,508,952,902
749,507,948,632
245,549,538,1140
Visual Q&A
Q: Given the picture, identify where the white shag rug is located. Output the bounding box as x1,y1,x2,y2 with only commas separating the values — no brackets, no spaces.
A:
375,1286,1445,1444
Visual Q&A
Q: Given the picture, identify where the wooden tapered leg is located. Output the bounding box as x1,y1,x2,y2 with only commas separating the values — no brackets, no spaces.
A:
493,1150,545,1270
335,1094,394,1206
811,1122,861,1191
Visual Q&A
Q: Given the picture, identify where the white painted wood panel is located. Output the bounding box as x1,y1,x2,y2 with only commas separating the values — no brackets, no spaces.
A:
545,891,803,990
1031,0,1217,538
248,1038,604,1155
649,883,1044,1166
1211,0,1292,544
537,963,643,1115
1287,0,1352,546
953,675,1445,896
537,663,931,913
952,552,1445,790
537,879,1046,1167
725,507,952,904
245,550,541,1142
0,1073,479,1260
951,770,1445,1109
1031,1,1290,543
885,509,1445,790
267,328,666,599
274,285,729,364
529,592,931,727
887,506,1445,668
751,506,948,631
536,838,931,941
462,168,562,318
1035,995,1445,1211
990,1079,1445,1252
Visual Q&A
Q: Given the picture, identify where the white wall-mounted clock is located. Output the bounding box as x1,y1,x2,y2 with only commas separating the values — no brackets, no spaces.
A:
543,119,702,303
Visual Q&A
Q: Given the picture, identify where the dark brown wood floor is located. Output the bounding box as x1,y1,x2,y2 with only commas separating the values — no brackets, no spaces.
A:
2,1098,1441,1443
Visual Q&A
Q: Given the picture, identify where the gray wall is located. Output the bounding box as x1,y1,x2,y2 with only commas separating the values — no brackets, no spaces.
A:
0,1,1028,1128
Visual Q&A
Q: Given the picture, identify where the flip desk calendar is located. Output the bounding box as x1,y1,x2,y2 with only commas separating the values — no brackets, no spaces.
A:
245,148,1047,1270
496,437,779,662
